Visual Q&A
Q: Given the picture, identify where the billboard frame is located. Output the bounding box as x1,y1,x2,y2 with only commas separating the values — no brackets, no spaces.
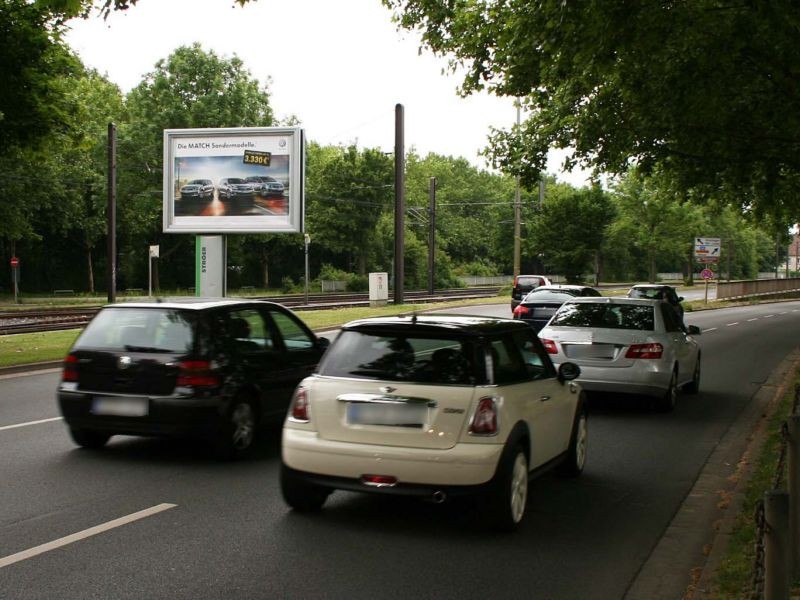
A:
163,126,304,234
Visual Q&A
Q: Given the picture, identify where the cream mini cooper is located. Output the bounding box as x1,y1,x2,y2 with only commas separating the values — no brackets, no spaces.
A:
281,314,587,531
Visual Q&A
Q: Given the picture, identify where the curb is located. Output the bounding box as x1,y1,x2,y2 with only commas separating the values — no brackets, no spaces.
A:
0,360,62,377
624,348,800,600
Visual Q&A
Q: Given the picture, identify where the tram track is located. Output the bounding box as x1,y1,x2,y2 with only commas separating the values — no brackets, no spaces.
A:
0,287,502,335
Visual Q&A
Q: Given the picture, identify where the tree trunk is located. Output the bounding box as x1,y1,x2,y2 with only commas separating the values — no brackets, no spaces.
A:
261,248,269,289
86,245,94,294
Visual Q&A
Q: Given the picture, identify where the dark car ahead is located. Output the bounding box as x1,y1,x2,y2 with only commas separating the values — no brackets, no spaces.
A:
627,284,685,320
511,275,552,311
57,299,329,459
245,175,285,199
512,285,602,332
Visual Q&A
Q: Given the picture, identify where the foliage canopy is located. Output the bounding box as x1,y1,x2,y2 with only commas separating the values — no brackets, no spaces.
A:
382,0,800,218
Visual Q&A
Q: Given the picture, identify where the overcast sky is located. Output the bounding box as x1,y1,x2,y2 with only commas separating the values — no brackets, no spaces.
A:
64,0,590,186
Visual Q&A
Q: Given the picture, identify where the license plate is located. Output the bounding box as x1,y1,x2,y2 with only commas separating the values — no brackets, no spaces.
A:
91,396,148,417
565,344,616,359
347,402,426,427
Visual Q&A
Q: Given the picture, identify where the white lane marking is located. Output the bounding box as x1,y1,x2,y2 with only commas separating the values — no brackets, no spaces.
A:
747,318,759,322
764,315,775,318
0,503,177,569
0,417,63,431
780,312,788,315
726,322,739,326
703,328,718,332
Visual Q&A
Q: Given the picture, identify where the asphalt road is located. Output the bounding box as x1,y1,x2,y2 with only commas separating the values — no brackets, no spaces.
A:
1,301,798,599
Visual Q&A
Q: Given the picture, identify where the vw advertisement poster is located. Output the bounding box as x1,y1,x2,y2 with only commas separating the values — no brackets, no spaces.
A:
163,127,304,233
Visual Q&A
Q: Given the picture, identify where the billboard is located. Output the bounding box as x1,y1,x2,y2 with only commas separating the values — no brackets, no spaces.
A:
163,127,304,233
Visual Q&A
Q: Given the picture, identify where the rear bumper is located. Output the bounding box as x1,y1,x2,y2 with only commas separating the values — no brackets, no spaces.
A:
282,428,503,487
57,390,226,439
573,364,671,398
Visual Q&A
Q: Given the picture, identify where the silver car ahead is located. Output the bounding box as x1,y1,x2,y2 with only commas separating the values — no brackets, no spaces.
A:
538,297,701,411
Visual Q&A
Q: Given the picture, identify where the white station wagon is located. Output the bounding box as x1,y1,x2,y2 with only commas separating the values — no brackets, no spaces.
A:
281,314,587,531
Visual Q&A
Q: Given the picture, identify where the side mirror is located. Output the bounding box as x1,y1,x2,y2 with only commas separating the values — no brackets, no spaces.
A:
558,362,581,382
678,296,685,302
686,325,701,336
317,337,331,350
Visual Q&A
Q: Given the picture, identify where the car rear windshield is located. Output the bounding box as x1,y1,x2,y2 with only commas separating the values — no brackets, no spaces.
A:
629,288,664,300
318,330,477,385
73,307,195,353
522,290,577,303
516,276,544,286
550,303,655,331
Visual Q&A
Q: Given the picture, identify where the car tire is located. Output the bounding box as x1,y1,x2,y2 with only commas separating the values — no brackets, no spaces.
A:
69,428,110,449
655,368,678,412
280,464,330,512
558,403,588,477
215,396,257,460
684,354,701,394
488,443,529,532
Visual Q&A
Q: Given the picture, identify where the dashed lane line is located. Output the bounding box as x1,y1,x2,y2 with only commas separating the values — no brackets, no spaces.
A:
0,417,63,431
0,503,177,569
747,318,759,322
703,328,718,332
726,322,739,326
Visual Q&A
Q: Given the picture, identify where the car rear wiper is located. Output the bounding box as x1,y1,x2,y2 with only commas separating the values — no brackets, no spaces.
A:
123,345,164,353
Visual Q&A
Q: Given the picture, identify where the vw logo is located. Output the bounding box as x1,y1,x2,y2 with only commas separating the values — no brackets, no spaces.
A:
279,139,287,148
379,386,396,394
118,356,132,370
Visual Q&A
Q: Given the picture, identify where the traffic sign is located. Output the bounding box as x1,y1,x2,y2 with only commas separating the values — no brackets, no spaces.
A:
696,256,719,264
10,256,19,268
695,237,721,260
701,268,715,280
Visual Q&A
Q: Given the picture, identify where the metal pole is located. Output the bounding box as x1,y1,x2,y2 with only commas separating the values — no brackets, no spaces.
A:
394,104,405,305
148,256,152,297
428,177,436,294
764,490,790,600
107,123,117,303
304,233,310,305
513,101,521,278
789,416,800,580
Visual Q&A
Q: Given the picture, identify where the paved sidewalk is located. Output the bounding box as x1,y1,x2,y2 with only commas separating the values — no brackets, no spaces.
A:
625,349,800,599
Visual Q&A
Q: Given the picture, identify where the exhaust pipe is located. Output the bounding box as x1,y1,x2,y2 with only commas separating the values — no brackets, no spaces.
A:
432,490,447,504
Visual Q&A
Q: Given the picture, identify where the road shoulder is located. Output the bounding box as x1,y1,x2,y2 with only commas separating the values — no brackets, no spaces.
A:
624,348,800,600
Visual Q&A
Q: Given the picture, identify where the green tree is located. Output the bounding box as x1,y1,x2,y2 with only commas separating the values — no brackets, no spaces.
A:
305,145,393,276
528,186,615,283
383,1,800,217
121,44,274,290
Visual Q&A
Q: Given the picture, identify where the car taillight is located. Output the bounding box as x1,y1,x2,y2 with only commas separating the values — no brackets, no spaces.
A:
176,360,220,387
290,387,310,422
62,353,79,382
625,343,663,359
513,305,530,317
541,338,558,354
470,396,498,435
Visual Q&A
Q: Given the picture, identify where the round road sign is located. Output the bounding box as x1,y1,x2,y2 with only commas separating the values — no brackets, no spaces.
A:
701,268,714,280
10,256,19,268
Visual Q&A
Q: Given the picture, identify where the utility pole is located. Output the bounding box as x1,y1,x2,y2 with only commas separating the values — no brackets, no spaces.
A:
428,177,436,294
513,101,521,277
394,104,405,305
107,123,117,304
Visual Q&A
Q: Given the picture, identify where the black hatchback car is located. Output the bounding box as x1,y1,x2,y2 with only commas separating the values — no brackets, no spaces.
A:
512,285,602,332
57,299,329,459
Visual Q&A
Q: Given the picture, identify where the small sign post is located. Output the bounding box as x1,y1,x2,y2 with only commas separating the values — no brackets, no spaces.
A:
148,245,159,297
701,268,715,304
10,256,19,304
